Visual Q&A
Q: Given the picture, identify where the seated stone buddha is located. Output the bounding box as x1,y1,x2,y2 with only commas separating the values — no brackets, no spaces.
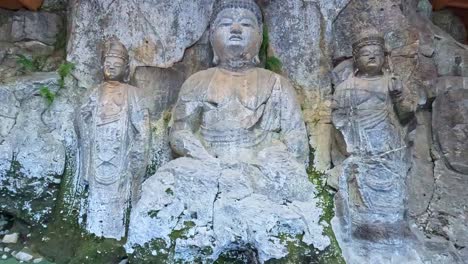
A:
126,0,328,262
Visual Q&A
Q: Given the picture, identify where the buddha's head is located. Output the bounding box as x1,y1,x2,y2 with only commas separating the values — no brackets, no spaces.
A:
103,39,129,82
352,28,386,77
210,0,263,70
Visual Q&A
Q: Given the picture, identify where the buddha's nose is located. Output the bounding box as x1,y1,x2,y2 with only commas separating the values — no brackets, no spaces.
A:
230,23,242,34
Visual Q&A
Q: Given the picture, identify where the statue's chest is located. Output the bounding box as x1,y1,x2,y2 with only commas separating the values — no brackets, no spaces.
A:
336,78,389,110
201,98,263,130
97,85,127,125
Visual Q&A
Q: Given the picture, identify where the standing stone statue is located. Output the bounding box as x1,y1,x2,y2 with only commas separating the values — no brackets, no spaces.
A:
76,39,150,240
331,28,418,262
126,1,328,262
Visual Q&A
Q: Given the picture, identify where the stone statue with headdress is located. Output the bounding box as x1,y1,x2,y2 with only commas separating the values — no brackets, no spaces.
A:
330,27,418,262
76,39,150,239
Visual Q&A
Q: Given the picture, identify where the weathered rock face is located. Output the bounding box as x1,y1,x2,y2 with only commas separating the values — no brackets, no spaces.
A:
433,77,468,174
131,35,212,120
262,0,351,170
126,157,328,263
0,9,64,81
432,10,467,44
0,0,467,263
0,73,71,225
67,0,215,88
426,77,468,257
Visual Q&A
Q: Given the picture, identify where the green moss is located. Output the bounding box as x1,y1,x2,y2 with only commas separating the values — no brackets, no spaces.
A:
168,221,195,241
54,25,67,51
307,150,346,264
214,246,258,264
129,239,172,264
165,188,174,195
266,234,318,264
265,56,282,74
148,210,160,218
129,220,206,263
259,25,283,74
0,155,57,225
27,151,126,264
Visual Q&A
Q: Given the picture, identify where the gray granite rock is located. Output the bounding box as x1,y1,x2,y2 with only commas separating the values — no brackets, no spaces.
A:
426,77,468,258
432,10,467,44
0,73,75,225
407,111,434,218
433,38,468,77
262,0,351,171
126,157,328,263
0,9,65,81
8,11,63,46
426,161,468,255
130,37,212,120
433,77,468,175
67,0,215,88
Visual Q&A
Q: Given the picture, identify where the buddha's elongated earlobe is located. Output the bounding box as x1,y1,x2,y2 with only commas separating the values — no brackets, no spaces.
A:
213,52,220,65
123,65,130,83
252,55,260,65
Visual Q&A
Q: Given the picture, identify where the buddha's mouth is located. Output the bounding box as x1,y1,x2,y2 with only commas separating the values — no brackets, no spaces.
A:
229,35,242,41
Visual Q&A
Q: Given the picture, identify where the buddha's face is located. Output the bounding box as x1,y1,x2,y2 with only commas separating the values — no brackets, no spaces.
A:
355,45,385,77
103,56,126,81
211,8,262,64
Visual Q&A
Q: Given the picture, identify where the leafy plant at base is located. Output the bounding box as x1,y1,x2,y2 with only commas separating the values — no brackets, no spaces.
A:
39,86,55,106
16,54,47,73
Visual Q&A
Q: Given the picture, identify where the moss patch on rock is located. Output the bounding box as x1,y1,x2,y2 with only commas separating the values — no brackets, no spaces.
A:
29,152,126,264
0,155,60,225
307,152,346,264
260,25,283,74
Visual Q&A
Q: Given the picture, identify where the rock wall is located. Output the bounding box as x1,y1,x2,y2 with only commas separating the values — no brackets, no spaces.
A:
0,0,467,263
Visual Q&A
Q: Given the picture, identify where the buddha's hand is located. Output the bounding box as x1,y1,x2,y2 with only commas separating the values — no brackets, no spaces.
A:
388,74,403,100
170,130,215,161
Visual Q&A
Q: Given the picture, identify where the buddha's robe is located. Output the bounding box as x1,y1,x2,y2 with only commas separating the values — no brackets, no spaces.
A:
170,67,308,165
77,81,150,239
125,68,327,258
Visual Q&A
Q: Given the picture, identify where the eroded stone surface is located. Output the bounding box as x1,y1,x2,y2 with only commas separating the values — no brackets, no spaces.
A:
432,10,467,44
126,157,328,263
426,161,468,253
433,77,468,174
426,77,468,255
262,0,351,170
0,73,68,225
67,0,215,87
0,9,64,81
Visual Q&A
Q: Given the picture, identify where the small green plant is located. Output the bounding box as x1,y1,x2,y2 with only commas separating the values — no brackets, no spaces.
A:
16,54,47,73
260,25,283,74
39,85,55,106
57,61,75,89
36,61,74,107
